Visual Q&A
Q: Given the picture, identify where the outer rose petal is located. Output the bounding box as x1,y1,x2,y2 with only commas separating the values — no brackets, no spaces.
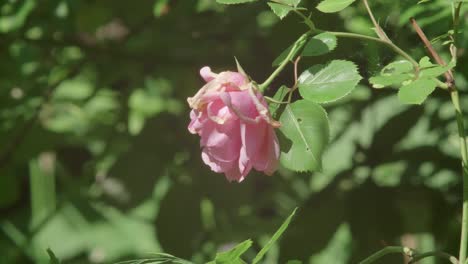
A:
188,110,206,134
201,149,235,172
217,71,248,87
200,66,216,82
189,66,280,182
253,127,280,175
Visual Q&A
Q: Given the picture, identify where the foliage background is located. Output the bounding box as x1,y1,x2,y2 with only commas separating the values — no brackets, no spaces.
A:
0,0,467,263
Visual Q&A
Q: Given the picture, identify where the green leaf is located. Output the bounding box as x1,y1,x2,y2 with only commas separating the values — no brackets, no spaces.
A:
47,248,61,264
252,208,298,264
275,0,301,6
268,2,294,19
369,60,414,89
279,100,330,172
316,0,355,13
269,85,290,117
216,0,258,4
369,75,413,89
419,60,456,79
212,239,252,263
382,60,414,75
298,60,362,103
398,78,438,104
286,261,303,264
301,32,337,56
272,33,336,66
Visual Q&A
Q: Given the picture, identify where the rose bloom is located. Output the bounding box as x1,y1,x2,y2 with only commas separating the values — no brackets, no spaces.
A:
188,66,280,182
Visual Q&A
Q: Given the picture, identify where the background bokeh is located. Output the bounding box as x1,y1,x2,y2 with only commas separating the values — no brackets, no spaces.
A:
1,0,467,263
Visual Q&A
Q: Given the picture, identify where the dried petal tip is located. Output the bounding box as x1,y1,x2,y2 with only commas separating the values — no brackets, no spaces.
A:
200,66,216,82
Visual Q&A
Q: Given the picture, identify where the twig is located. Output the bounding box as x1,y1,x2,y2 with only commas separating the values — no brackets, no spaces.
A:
362,0,390,42
409,17,454,87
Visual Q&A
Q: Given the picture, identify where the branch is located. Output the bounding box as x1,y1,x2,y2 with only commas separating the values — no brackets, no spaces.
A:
409,17,454,87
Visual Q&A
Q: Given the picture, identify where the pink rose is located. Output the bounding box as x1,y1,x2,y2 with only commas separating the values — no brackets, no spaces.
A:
188,66,280,182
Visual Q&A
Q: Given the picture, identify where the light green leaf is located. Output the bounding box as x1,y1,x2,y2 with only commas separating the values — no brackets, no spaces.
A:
216,0,258,4
316,0,355,13
212,239,252,263
279,100,330,172
369,74,413,89
369,60,414,89
419,56,432,68
268,2,294,19
382,60,414,75
302,32,337,56
252,208,298,264
298,60,362,103
275,0,301,6
419,60,456,79
398,78,438,104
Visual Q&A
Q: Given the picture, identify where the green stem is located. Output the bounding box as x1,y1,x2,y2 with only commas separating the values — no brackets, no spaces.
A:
258,32,310,92
293,9,315,30
359,246,412,264
291,10,419,69
328,31,419,68
408,251,458,264
452,88,468,263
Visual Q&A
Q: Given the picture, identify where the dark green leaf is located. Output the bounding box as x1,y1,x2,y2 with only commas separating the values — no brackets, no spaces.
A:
301,32,337,57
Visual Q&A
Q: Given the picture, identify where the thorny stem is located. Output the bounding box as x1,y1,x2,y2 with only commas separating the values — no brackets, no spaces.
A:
358,246,413,264
293,9,315,30
328,31,419,68
409,17,454,86
362,0,390,41
259,32,310,92
292,10,420,69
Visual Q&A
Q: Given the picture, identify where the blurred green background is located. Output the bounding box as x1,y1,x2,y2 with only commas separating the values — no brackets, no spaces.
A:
1,0,467,263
